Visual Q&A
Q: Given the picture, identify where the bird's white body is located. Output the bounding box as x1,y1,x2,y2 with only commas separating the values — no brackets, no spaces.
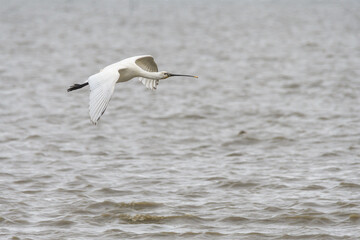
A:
101,55,162,82
68,55,197,125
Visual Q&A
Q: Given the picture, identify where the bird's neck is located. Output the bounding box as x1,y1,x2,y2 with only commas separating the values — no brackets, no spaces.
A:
141,71,163,80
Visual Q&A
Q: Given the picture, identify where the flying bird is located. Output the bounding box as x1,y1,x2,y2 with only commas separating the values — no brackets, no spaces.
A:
67,55,198,125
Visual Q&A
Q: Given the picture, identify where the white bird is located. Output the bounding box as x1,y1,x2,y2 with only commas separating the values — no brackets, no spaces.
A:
67,55,198,125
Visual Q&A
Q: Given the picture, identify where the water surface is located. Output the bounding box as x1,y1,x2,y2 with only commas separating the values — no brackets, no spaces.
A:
1,0,360,239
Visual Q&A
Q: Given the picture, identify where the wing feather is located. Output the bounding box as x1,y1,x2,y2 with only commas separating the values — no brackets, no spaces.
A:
135,56,160,90
88,69,119,124
135,55,158,72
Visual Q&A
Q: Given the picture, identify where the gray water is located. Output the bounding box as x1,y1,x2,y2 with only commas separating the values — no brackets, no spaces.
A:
1,0,360,239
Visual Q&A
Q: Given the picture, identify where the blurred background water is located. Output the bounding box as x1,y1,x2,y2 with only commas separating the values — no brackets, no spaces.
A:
1,0,360,239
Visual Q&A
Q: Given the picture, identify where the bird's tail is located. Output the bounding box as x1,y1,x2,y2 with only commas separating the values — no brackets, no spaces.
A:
67,82,89,92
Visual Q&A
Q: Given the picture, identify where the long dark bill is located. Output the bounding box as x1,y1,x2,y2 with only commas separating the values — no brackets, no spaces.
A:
169,73,198,78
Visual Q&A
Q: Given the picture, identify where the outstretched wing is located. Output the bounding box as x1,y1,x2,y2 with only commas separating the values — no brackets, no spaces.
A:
135,55,160,90
139,78,159,90
135,55,158,72
88,69,119,125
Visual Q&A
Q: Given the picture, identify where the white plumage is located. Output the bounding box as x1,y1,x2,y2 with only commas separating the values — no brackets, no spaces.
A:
67,55,198,125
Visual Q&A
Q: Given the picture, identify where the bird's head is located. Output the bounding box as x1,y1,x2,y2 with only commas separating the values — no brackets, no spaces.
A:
160,71,171,79
159,71,198,79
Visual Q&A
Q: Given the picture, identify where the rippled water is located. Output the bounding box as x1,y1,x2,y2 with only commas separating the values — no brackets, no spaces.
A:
1,0,360,239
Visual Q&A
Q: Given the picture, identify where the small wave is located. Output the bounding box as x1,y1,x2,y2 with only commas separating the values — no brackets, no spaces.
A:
269,213,334,226
190,144,211,150
270,136,295,144
24,134,42,140
118,201,163,210
38,219,76,227
0,136,19,143
206,176,227,181
92,151,109,156
217,180,258,189
182,114,206,120
349,213,360,222
321,152,340,157
301,184,326,190
61,149,84,155
22,190,42,194
91,135,108,141
109,231,226,238
336,201,357,208
222,137,260,147
300,202,324,208
279,74,293,80
0,216,29,226
243,232,273,238
221,216,249,223
13,179,34,185
262,183,288,189
280,233,348,240
302,41,319,48
181,231,226,238
287,112,306,118
226,152,244,157
0,172,13,177
282,83,300,89
264,206,283,212
339,182,360,189
324,167,341,172
88,200,162,210
118,213,202,224
93,187,133,196
150,113,205,120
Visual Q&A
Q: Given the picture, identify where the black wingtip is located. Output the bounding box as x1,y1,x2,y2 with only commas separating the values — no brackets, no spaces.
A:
67,82,89,92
